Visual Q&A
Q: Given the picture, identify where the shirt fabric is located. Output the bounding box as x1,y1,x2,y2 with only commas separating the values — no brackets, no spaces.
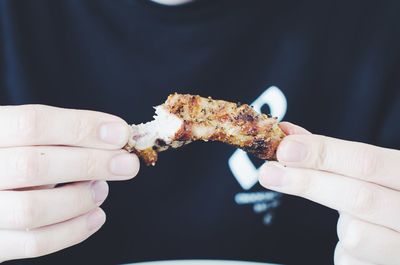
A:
1,1,400,264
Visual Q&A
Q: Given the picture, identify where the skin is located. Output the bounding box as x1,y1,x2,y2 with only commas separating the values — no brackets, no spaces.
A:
259,122,400,265
0,105,140,262
4,104,395,264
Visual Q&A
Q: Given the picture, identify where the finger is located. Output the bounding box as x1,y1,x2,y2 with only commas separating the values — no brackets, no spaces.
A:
278,122,311,135
334,243,374,265
0,181,108,230
337,213,400,265
0,208,105,262
0,146,139,189
276,134,400,190
0,104,130,149
259,162,400,232
15,184,56,191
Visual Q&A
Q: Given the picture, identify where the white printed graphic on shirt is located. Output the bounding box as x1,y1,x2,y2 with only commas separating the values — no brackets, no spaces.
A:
229,86,287,189
229,86,287,225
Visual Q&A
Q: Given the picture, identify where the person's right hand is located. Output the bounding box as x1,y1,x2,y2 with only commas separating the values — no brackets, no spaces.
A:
0,104,140,262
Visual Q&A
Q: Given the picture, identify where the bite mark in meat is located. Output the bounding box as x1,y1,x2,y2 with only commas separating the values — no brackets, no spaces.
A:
124,93,286,166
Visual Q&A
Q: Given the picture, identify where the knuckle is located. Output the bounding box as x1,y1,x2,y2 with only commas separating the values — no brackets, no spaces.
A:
72,116,92,145
15,105,40,142
355,147,380,179
294,171,313,197
23,234,43,258
314,136,329,170
13,194,38,229
349,184,376,216
14,149,40,184
70,183,91,209
84,151,98,178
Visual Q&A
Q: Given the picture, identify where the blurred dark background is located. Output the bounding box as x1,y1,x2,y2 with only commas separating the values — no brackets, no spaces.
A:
1,0,399,264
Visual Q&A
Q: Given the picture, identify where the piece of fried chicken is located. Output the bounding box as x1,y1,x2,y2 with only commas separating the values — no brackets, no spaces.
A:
124,93,286,166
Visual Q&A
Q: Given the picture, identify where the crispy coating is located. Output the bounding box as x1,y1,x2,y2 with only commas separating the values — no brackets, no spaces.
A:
125,93,286,165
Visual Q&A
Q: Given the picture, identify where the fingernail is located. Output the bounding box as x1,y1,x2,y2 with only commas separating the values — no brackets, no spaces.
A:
99,122,128,146
278,139,308,162
259,164,286,187
110,153,139,176
87,209,106,231
90,181,109,204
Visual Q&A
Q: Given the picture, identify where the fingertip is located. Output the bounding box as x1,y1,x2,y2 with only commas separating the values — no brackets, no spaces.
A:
258,162,286,188
279,122,311,135
258,162,269,179
109,153,140,180
99,208,106,222
131,153,141,178
90,180,109,204
276,135,309,163
87,208,106,232
258,164,270,188
98,121,131,149
337,214,363,252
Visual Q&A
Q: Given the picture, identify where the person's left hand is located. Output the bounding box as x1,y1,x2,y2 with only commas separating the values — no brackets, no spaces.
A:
259,122,400,265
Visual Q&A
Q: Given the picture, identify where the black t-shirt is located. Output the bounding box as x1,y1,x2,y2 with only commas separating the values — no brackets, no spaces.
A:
1,1,400,264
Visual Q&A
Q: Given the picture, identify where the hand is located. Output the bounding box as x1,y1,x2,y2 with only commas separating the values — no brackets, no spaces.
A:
0,105,139,262
259,122,400,265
